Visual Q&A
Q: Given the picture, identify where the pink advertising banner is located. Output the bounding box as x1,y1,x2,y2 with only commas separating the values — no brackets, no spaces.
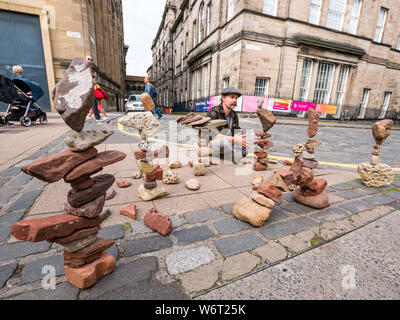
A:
291,101,316,112
207,96,221,111
242,96,272,112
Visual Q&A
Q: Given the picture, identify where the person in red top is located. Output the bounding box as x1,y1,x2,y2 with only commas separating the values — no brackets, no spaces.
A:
88,83,108,120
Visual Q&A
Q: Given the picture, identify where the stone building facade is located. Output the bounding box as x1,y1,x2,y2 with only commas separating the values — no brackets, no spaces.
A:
0,0,127,111
149,0,400,119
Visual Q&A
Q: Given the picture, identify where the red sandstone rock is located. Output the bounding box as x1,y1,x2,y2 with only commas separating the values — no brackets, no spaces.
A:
254,149,269,159
63,194,106,219
105,189,116,201
290,158,304,178
254,139,273,147
64,251,103,268
275,170,295,186
65,252,116,289
63,238,115,260
144,168,163,182
308,108,319,138
253,161,268,171
144,208,172,236
153,163,160,170
11,213,102,242
134,149,147,160
70,177,94,191
301,179,327,196
116,179,131,188
257,182,283,202
120,203,137,219
284,160,293,166
64,151,126,182
293,187,330,209
67,174,115,208
303,159,318,169
21,148,97,183
175,115,185,123
256,132,271,138
294,169,314,187
188,161,193,167
143,180,157,189
48,226,101,244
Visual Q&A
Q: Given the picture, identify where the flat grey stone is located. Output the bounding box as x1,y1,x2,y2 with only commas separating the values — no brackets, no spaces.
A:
360,187,385,195
259,217,319,240
5,189,43,213
0,167,21,178
80,256,158,299
95,280,188,300
8,173,32,188
339,200,373,214
386,191,400,200
0,211,25,243
268,207,290,223
336,189,366,200
174,225,215,245
0,188,21,211
166,246,215,275
9,281,80,300
0,263,17,288
215,232,265,257
311,207,351,223
362,195,396,206
171,214,183,228
330,183,354,191
124,235,173,257
0,241,51,261
214,218,251,235
281,202,316,215
21,255,64,285
106,243,119,260
129,221,153,236
220,203,235,215
98,225,124,240
184,208,221,224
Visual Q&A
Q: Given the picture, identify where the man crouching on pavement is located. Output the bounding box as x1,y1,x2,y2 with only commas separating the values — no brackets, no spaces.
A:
207,87,251,164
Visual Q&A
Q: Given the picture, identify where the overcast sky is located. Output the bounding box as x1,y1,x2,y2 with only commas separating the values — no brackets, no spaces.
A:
122,0,165,76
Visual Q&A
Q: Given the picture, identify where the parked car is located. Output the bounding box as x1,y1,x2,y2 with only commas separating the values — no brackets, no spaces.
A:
124,95,144,113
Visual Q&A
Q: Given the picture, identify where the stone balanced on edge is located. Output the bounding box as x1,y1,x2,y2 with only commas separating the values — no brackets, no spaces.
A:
10,58,127,289
358,119,395,187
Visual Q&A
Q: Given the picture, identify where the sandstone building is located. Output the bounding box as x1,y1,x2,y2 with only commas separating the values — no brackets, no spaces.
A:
150,0,400,119
0,0,127,112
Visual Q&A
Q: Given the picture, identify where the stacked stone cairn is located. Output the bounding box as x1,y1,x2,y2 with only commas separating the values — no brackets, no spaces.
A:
118,94,170,201
358,119,394,187
276,107,330,209
253,99,277,171
10,58,126,289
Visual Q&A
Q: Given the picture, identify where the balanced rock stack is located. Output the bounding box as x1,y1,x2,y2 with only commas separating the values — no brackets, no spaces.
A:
253,99,276,171
118,108,170,201
275,108,330,209
358,119,394,187
10,58,126,289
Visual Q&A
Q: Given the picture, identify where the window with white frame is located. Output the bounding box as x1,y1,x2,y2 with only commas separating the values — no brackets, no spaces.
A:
299,60,313,101
334,65,350,116
223,77,230,89
207,3,212,36
185,32,189,54
199,3,205,42
396,32,400,50
313,62,335,104
181,42,184,68
326,0,346,30
197,68,202,99
263,0,277,16
374,8,388,42
204,64,209,97
358,88,370,118
309,0,322,24
191,72,196,100
193,20,197,47
348,0,362,34
228,0,234,21
254,77,270,96
379,92,391,119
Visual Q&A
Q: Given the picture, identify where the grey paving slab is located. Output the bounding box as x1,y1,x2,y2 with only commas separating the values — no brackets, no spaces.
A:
360,187,385,195
0,263,17,289
259,217,320,240
282,192,295,202
98,225,124,240
215,232,265,257
336,189,366,200
362,195,396,206
0,177,10,188
95,280,188,300
311,207,351,223
166,246,215,275
0,187,21,211
386,190,400,200
174,225,215,245
21,255,64,285
14,160,35,168
281,202,316,215
124,235,173,257
220,203,235,215
24,179,48,192
129,221,154,236
184,208,222,224
171,214,183,228
5,189,43,213
329,183,355,191
390,201,400,211
268,207,290,223
214,218,251,235
339,200,373,214
80,256,158,299
25,148,49,161
392,180,400,187
0,167,21,178
9,281,80,300
0,211,25,243
106,243,119,260
345,180,364,188
0,241,51,261
7,173,32,188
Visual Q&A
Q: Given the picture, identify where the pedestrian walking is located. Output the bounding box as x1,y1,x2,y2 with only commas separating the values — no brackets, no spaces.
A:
88,84,108,120
144,76,162,119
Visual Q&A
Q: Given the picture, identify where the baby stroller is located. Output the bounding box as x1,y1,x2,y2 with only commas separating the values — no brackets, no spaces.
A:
0,74,47,127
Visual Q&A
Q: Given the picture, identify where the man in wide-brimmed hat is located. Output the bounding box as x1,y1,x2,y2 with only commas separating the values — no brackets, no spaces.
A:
207,87,250,164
